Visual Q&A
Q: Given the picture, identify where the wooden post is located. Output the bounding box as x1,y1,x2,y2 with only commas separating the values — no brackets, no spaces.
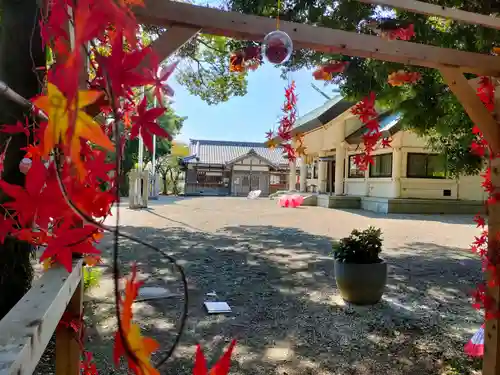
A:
55,279,83,375
483,83,500,375
0,260,83,374
439,67,500,374
484,159,500,374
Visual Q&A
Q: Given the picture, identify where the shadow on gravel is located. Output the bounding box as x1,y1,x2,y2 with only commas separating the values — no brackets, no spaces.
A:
83,224,482,375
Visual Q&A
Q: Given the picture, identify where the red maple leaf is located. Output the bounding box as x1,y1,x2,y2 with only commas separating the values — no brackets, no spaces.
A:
474,214,486,228
81,352,98,375
472,125,482,136
381,138,391,148
473,234,487,247
0,217,15,244
193,340,236,375
99,30,153,101
40,225,101,272
277,125,292,141
471,138,488,157
14,228,50,245
84,149,115,184
130,96,170,151
283,143,296,162
0,159,47,226
0,120,30,137
265,130,274,139
39,0,70,48
477,76,495,112
146,55,179,105
364,119,380,133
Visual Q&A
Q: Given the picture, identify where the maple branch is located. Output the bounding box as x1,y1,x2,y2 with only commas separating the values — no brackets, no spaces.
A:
194,36,228,54
0,80,48,122
187,56,208,87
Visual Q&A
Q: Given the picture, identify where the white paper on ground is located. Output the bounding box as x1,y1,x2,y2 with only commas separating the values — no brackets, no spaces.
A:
204,301,232,314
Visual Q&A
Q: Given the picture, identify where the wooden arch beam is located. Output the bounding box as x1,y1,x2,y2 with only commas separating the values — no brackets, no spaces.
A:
136,25,200,71
134,0,500,76
357,0,500,31
440,67,500,153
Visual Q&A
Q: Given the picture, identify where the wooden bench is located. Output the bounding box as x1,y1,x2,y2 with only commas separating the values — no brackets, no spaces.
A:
0,260,83,375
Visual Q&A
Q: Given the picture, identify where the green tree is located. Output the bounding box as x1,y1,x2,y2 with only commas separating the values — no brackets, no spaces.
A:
177,35,250,105
179,0,500,175
157,155,183,195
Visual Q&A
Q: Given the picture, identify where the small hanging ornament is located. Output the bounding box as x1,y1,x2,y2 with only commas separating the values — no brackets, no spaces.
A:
262,30,293,65
19,157,32,175
229,52,245,72
387,70,421,86
229,46,262,73
313,61,349,81
464,324,484,357
366,19,415,41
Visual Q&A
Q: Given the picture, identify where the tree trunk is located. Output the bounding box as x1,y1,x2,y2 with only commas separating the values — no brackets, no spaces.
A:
0,0,45,319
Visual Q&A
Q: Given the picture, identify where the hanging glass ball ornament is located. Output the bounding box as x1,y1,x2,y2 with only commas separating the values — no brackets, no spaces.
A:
19,158,32,175
262,30,293,65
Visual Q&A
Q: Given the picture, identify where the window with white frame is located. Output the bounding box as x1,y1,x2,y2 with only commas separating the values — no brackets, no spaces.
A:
348,155,365,178
369,153,393,178
406,153,447,179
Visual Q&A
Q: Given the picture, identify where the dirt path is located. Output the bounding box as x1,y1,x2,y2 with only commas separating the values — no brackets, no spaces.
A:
84,197,483,374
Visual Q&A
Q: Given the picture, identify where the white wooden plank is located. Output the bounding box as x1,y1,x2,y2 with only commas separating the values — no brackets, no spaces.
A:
0,260,83,375
133,0,500,76
357,0,500,31
136,25,200,71
440,67,500,153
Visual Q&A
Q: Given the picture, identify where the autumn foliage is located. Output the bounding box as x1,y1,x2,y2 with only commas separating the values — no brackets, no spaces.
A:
265,82,300,160
387,70,421,87
312,61,349,81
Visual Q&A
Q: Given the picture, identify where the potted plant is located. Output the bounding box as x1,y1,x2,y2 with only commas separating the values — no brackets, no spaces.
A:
332,226,387,305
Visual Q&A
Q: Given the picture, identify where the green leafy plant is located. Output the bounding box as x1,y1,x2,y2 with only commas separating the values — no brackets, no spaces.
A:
332,227,383,264
83,267,102,291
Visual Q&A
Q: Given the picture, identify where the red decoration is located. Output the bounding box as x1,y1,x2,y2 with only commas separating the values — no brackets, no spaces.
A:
230,46,262,73
387,70,421,86
262,30,293,65
313,61,349,81
386,24,415,41
264,82,298,162
193,340,237,375
469,76,500,320
130,96,171,151
350,92,388,170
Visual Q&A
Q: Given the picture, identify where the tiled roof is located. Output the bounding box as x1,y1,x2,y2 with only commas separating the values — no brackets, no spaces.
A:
186,139,291,166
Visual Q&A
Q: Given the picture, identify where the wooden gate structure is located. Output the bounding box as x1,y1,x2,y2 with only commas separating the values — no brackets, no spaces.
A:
132,1,500,374
3,0,500,374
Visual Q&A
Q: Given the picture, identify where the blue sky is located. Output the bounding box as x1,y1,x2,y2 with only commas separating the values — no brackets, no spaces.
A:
169,63,333,143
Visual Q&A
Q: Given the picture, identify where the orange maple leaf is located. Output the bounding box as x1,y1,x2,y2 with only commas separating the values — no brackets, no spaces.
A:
84,255,102,267
32,82,114,179
121,264,143,331
114,264,160,375
265,139,278,149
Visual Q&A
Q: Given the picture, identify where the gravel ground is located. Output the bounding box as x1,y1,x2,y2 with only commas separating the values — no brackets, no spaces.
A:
43,197,486,374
